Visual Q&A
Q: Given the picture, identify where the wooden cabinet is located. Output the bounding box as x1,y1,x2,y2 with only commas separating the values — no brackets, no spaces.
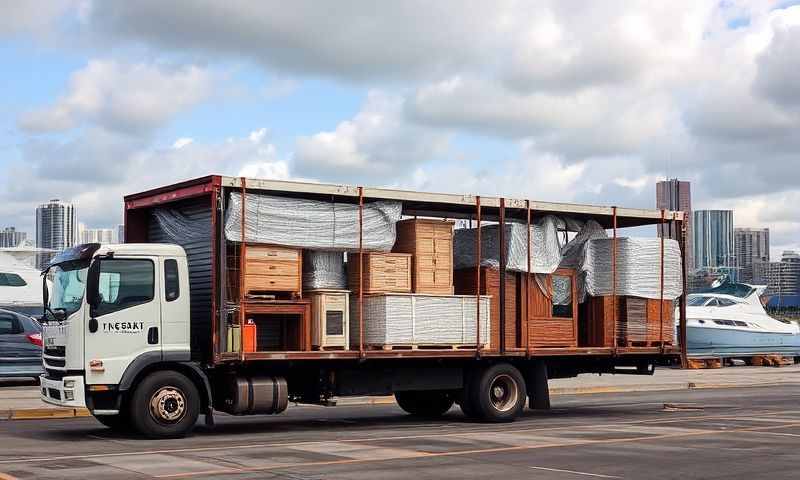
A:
308,289,350,350
347,252,412,295
393,219,454,294
243,245,302,298
579,296,674,347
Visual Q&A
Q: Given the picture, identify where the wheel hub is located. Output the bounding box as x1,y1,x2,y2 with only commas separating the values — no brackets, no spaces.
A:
489,374,518,412
150,386,186,424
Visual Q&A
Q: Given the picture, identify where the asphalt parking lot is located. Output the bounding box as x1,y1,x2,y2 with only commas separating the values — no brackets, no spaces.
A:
0,384,798,479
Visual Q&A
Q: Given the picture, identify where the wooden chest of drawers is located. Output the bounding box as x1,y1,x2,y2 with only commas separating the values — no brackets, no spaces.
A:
243,245,302,297
347,253,412,295
393,219,454,295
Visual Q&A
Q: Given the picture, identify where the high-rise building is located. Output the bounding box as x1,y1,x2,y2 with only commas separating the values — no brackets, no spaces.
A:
117,224,125,244
693,209,736,281
734,227,770,284
0,227,27,248
35,199,76,251
78,224,115,244
656,179,693,272
755,250,800,302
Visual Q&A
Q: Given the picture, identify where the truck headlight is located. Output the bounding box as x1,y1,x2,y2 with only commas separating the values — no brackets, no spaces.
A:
64,390,74,401
64,380,76,389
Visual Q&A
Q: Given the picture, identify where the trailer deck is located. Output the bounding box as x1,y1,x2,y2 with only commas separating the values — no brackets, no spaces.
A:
124,175,688,366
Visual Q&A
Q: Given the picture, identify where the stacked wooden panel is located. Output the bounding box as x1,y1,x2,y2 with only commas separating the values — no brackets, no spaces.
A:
393,219,455,294
350,293,491,349
579,296,674,347
242,245,302,298
347,252,412,295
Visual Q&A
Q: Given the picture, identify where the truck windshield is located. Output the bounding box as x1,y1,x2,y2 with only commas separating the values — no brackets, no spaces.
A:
45,262,89,319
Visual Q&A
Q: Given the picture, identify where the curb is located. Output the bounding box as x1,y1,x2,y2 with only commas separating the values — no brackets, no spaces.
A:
1,407,90,421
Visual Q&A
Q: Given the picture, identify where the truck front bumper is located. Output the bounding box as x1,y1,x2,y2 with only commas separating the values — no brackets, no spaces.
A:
40,375,87,409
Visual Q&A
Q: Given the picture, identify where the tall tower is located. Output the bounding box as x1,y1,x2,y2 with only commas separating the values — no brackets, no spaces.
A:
734,227,770,284
35,199,76,251
656,179,693,272
693,209,736,281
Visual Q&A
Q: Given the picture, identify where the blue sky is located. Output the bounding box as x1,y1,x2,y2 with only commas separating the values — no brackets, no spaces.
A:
1,1,799,259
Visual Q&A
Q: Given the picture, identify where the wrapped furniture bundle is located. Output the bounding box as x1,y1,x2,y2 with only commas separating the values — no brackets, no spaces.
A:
453,216,565,274
303,251,347,290
225,192,402,251
579,237,683,301
350,294,491,348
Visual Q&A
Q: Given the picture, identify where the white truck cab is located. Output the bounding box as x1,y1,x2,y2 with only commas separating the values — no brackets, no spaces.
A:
40,243,207,437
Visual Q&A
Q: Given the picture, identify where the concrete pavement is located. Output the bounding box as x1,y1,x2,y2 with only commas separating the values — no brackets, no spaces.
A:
0,385,799,479
3,364,800,420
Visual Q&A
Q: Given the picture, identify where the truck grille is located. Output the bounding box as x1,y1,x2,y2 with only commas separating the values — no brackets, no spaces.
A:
45,346,65,357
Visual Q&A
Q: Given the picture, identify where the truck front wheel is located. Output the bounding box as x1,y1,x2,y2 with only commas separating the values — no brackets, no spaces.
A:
395,390,455,417
130,370,199,439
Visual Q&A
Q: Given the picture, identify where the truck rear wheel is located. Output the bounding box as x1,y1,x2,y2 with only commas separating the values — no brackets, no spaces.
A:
395,390,455,417
130,370,199,439
468,363,526,422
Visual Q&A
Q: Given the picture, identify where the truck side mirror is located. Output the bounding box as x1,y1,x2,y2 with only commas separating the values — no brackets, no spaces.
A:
86,259,101,311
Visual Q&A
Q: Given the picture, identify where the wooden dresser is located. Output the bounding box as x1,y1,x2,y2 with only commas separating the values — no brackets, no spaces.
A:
347,252,412,295
393,219,454,294
243,244,302,297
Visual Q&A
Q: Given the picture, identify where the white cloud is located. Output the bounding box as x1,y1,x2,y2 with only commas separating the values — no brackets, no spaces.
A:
172,137,194,149
19,60,213,134
293,91,450,182
3,129,289,230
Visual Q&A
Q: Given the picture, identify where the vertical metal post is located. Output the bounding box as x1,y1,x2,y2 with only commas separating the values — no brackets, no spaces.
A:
358,187,365,359
612,206,618,352
499,198,506,354
679,215,689,368
475,196,482,356
525,200,531,358
239,177,247,361
659,209,666,351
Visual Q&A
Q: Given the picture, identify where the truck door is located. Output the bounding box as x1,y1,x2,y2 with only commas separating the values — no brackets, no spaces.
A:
85,257,161,386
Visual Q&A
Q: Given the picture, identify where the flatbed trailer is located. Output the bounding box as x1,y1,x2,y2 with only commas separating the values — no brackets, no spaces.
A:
40,174,688,438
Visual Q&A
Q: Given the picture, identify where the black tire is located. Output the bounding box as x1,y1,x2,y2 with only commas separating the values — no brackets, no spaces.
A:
93,414,130,433
395,391,455,417
129,371,199,439
468,363,526,422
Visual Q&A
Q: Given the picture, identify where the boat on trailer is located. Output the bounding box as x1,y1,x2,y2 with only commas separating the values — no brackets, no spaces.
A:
684,282,800,357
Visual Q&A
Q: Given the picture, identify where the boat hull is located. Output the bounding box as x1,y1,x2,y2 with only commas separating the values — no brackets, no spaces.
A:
687,325,800,357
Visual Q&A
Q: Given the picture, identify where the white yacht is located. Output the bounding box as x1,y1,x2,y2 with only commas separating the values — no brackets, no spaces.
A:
0,241,55,317
684,282,800,356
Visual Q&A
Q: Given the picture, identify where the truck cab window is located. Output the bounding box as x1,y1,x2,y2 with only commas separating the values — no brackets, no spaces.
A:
164,259,180,302
94,259,155,317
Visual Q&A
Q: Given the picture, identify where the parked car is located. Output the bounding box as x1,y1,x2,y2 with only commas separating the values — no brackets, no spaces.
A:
0,308,43,380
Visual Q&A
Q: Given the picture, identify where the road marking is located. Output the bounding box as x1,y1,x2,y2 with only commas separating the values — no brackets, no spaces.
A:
744,430,800,438
529,466,622,478
0,410,797,467
153,421,800,479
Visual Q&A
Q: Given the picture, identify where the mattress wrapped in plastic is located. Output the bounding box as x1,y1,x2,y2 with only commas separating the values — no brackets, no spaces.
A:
350,294,491,347
579,237,683,301
303,251,346,290
225,192,402,251
453,216,565,274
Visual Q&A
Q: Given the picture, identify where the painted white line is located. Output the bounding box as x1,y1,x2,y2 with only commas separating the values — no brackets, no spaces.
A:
530,465,622,478
744,430,800,438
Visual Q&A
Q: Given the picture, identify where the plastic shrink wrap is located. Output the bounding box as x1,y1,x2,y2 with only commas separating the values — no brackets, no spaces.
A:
351,294,491,347
578,237,683,301
303,251,346,290
452,216,565,274
224,192,402,251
